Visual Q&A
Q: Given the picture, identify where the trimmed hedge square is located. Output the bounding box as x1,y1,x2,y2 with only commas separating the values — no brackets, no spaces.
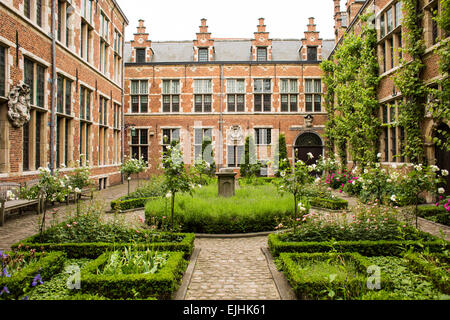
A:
309,197,348,210
0,251,66,299
278,252,394,299
110,197,157,211
404,253,449,294
11,232,195,259
80,251,187,300
268,233,449,257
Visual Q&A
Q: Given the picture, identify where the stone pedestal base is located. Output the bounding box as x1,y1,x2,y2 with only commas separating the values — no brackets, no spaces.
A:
216,168,237,197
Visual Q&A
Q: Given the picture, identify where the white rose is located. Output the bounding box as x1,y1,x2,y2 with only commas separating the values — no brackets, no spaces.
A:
442,170,449,177
438,188,445,194
390,194,397,202
74,187,81,193
430,165,439,172
377,153,382,158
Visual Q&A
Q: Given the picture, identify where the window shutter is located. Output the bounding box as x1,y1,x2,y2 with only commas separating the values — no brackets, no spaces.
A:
227,146,235,166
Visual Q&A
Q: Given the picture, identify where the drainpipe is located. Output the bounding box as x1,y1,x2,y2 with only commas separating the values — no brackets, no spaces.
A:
218,64,224,171
121,21,125,184
49,0,57,174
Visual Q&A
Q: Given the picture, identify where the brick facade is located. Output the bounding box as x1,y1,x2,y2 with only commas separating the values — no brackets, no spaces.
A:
0,0,128,188
124,18,334,177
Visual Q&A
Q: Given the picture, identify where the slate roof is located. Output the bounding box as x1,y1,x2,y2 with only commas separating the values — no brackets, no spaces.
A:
124,38,336,63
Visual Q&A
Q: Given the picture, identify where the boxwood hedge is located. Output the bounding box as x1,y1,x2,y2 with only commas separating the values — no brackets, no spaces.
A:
279,252,394,299
110,197,157,211
268,233,449,257
0,251,66,299
309,197,348,210
11,232,195,259
404,253,449,294
416,206,449,226
80,251,187,300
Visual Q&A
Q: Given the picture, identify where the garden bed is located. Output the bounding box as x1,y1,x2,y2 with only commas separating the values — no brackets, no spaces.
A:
12,232,195,259
80,250,187,300
0,251,66,300
110,196,157,211
278,252,448,300
145,183,294,234
416,205,449,226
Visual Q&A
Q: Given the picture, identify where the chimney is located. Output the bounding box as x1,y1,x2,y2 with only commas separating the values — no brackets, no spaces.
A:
307,17,317,32
137,19,146,34
334,0,341,17
199,18,208,33
257,18,266,32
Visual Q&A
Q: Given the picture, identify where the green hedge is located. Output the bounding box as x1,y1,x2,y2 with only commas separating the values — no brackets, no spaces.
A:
279,252,394,299
80,251,186,300
110,197,157,211
0,251,66,300
11,233,195,259
416,206,449,226
268,233,449,257
404,253,450,294
309,197,348,210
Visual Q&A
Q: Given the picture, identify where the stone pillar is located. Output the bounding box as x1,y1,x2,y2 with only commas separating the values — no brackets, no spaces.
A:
216,168,237,197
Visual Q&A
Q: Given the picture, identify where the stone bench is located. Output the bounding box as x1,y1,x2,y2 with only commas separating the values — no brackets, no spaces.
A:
0,182,43,227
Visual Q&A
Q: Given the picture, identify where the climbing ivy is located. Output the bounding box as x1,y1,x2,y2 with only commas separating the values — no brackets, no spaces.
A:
393,0,428,164
429,0,450,151
320,15,380,169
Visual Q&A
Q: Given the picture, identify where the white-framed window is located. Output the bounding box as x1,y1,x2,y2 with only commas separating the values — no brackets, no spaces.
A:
162,128,180,154
226,79,245,112
131,128,148,163
254,128,272,145
305,79,322,112
254,79,271,112
198,48,209,62
280,79,298,112
256,47,267,61
162,80,180,112
194,128,213,161
227,144,244,168
130,80,148,113
194,79,212,112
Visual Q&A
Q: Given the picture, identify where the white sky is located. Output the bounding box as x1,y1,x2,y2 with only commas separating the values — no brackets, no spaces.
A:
116,0,347,42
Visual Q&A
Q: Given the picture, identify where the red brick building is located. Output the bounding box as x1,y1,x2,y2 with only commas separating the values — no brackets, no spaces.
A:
124,18,334,176
0,0,128,188
330,0,450,187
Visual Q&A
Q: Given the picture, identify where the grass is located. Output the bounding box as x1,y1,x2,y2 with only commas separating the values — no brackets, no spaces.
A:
145,182,295,233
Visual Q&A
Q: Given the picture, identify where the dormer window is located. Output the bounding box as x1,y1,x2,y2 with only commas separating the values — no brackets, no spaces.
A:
198,48,209,62
136,48,146,63
257,47,267,61
307,46,317,61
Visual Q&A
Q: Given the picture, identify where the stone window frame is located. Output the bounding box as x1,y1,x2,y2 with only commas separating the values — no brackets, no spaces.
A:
98,95,109,166
193,127,213,162
193,79,212,113
280,78,299,112
423,0,443,48
377,1,403,74
130,128,149,163
112,102,121,165
198,48,209,62
380,99,406,164
256,47,268,62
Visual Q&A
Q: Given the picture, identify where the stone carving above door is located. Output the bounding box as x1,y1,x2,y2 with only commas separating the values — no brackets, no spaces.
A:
8,82,31,128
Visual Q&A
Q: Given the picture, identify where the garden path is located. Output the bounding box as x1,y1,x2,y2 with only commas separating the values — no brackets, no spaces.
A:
184,236,281,300
0,180,143,251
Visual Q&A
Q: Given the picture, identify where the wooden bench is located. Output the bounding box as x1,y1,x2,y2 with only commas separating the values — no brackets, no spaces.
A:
0,182,43,227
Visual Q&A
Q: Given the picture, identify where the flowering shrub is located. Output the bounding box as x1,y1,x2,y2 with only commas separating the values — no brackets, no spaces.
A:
276,158,315,233
314,155,339,176
280,202,432,242
120,157,148,179
66,159,92,192
33,167,69,203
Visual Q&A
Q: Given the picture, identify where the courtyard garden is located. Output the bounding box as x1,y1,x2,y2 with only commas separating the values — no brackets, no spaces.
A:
1,142,449,301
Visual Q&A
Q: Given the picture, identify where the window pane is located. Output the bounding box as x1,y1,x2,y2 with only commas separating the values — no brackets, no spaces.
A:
305,94,312,112
395,2,402,27
162,80,170,94
172,95,179,112
290,79,297,93
257,47,267,61
204,95,211,112
290,95,298,112
172,129,180,141
86,90,91,120
198,48,208,62
57,76,63,113
281,94,288,112
264,79,271,92
280,80,288,93
140,80,148,94
314,80,321,93
131,96,139,113
194,128,203,145
140,146,148,163
307,47,317,61
136,49,145,63
36,64,45,108
0,46,5,97
314,95,321,112
263,94,271,112
131,80,139,94
172,80,179,94
80,88,85,119
140,96,148,113
254,79,262,92
237,80,245,93
140,129,148,145
24,58,34,104
65,79,71,115
305,79,313,93
254,94,262,112
380,14,385,38
227,79,235,93
387,8,393,33
227,145,235,167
